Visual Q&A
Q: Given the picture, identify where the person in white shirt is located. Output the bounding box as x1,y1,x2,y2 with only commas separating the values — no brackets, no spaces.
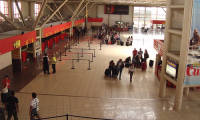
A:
128,63,135,82
29,92,41,120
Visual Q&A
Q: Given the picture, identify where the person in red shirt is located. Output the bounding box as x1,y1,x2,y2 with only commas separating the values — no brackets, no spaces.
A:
132,48,137,57
2,75,11,95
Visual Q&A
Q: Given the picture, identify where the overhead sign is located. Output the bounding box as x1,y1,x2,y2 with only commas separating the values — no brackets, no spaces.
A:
184,0,200,85
104,5,129,15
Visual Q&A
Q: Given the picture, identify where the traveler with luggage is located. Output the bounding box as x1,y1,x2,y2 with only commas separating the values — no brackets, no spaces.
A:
117,59,124,80
5,90,19,120
144,49,149,62
29,92,41,120
128,63,135,82
124,56,131,67
109,60,115,78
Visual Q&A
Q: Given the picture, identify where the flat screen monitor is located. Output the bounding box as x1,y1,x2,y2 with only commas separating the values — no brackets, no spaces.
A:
166,60,179,79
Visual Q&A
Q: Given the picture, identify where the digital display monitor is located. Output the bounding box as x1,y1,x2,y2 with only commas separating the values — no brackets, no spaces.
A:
166,60,179,79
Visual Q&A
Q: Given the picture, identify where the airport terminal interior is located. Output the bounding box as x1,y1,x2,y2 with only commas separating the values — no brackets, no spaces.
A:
1,0,200,120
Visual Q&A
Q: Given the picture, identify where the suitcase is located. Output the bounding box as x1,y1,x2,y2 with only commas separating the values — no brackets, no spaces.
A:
105,69,110,76
149,60,154,67
1,93,8,104
126,41,129,46
120,41,124,46
112,68,118,76
0,107,5,120
117,40,121,45
141,62,147,70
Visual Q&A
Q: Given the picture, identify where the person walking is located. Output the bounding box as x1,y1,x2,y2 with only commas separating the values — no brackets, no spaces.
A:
128,63,135,82
2,75,11,96
5,90,19,120
144,49,149,62
29,92,41,120
43,53,50,74
117,59,124,80
52,54,56,73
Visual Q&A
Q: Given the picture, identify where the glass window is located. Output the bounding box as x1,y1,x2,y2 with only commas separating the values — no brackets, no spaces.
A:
35,3,41,17
0,1,9,20
13,2,21,18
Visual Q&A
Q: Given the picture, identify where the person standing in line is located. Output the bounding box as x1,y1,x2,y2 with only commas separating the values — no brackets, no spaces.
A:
43,53,50,74
109,60,115,78
5,90,19,120
2,75,11,96
117,59,124,80
128,63,135,82
144,49,149,62
52,54,56,73
29,92,41,120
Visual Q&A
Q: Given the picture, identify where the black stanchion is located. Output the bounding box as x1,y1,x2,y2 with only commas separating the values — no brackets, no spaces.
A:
81,49,83,57
91,53,93,62
66,114,68,120
88,60,90,70
64,47,67,56
71,60,75,69
99,43,102,50
69,44,71,52
77,53,79,62
89,43,90,50
94,49,96,57
87,39,89,47
59,51,62,61
78,38,79,44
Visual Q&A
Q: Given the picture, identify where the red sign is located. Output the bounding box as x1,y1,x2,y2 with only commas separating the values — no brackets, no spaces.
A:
74,18,85,26
88,18,103,22
43,21,72,38
0,31,36,55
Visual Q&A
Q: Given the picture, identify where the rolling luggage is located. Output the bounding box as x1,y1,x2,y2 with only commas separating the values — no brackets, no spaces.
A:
112,68,118,76
126,42,129,46
141,62,147,70
149,60,154,67
120,41,124,46
117,40,121,45
105,69,110,76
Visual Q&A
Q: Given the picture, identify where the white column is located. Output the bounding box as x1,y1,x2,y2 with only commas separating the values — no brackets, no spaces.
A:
159,0,173,97
174,0,193,110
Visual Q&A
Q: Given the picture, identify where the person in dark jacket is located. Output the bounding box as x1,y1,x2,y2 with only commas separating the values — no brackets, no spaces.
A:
43,53,50,74
124,56,131,67
109,60,115,78
143,49,149,62
117,59,124,80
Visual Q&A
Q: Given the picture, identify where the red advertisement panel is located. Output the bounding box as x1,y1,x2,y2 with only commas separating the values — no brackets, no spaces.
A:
43,21,72,38
0,31,36,55
88,18,103,22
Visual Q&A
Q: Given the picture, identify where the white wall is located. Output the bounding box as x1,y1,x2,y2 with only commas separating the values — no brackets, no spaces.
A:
31,2,35,19
98,5,108,25
0,52,12,70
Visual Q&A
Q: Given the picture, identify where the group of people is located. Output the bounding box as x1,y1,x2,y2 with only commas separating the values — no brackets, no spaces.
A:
2,75,41,120
126,36,133,46
131,48,149,68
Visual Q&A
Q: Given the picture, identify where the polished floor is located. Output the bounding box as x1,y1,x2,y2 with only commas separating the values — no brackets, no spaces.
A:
6,30,200,120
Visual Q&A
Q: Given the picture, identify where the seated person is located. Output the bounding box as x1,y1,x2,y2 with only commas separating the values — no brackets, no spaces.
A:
124,56,131,67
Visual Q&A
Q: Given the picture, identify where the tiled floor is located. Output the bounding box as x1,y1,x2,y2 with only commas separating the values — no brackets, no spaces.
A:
5,30,200,120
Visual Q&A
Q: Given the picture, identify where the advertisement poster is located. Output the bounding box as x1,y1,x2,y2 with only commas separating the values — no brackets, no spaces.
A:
184,0,200,85
104,5,129,15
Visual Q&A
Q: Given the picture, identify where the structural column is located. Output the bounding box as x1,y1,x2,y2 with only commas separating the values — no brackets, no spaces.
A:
159,0,173,97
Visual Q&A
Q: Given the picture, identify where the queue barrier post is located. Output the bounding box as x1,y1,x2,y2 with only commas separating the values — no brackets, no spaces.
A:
99,43,102,50
66,114,68,120
71,60,75,69
69,44,71,52
87,39,89,47
91,53,93,62
94,49,96,57
59,51,62,61
64,47,67,56
77,53,79,62
88,60,90,70
81,49,83,57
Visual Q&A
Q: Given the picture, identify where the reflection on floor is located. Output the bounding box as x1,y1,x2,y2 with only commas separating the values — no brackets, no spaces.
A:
8,30,200,120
